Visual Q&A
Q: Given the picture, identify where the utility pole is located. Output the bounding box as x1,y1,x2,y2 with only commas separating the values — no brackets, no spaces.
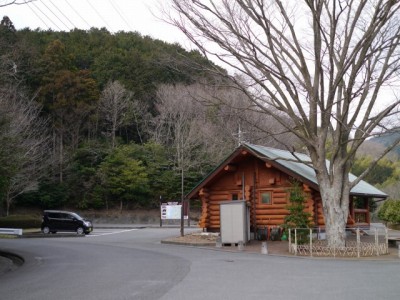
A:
180,136,185,237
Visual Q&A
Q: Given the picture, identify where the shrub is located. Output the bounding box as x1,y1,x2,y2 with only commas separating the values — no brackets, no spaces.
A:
0,215,41,229
378,199,400,224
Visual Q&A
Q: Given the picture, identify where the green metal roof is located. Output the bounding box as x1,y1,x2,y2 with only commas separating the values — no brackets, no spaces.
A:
187,143,388,199
245,143,387,198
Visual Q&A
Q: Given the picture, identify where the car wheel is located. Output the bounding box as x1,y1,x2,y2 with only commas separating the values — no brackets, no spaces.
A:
42,226,50,234
76,227,84,235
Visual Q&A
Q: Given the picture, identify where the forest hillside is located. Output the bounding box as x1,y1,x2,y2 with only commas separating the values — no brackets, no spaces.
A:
1,16,398,216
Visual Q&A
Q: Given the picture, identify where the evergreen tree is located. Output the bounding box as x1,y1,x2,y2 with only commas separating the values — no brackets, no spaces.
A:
283,183,312,244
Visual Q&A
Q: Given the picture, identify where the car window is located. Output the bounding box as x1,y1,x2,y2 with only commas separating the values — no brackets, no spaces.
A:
60,213,71,219
48,213,61,219
63,213,73,220
70,213,83,220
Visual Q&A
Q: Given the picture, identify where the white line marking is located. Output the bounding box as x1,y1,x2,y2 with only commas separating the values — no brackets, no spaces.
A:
88,228,139,237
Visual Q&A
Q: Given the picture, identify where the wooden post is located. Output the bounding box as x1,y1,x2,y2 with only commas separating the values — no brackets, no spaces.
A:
187,200,190,227
180,200,184,237
375,228,379,256
385,227,389,254
309,228,313,257
288,229,292,253
261,241,268,254
159,196,163,228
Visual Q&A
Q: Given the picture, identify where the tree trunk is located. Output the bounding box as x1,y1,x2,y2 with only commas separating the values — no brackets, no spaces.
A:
180,147,185,237
59,130,64,183
317,171,350,248
5,189,10,216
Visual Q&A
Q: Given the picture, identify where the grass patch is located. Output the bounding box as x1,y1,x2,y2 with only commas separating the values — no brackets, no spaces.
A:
0,234,17,239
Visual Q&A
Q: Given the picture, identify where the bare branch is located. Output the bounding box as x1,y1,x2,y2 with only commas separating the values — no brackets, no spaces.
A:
0,0,35,8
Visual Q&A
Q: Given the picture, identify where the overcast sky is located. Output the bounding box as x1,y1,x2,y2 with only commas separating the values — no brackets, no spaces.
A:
1,0,192,47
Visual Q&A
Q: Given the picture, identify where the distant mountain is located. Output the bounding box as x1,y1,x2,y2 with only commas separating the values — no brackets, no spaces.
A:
359,132,400,159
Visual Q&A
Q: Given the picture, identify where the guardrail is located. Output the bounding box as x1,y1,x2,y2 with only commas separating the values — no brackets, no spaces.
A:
0,228,23,236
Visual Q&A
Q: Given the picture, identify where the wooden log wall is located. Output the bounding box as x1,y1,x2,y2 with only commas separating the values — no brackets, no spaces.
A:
198,188,209,228
199,185,323,231
254,189,289,227
197,186,255,230
253,185,319,227
194,155,364,232
196,176,361,232
206,190,229,229
315,195,325,226
199,187,325,229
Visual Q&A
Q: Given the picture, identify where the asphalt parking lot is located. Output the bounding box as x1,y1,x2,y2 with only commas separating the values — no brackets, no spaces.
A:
2,226,400,300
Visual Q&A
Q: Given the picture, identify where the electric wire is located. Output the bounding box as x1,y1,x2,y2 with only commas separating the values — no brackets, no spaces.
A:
86,0,114,32
30,0,62,31
39,0,70,31
48,0,76,29
64,0,91,28
26,1,50,29
6,0,134,33
109,0,132,31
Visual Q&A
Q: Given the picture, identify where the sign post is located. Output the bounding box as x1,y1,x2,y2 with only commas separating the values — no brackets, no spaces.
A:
160,201,188,227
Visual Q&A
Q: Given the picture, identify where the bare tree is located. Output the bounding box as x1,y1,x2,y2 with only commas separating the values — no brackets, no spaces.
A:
98,80,150,147
153,84,230,161
0,1,34,7
166,0,400,247
0,84,50,215
186,80,299,149
98,81,132,148
154,84,205,176
154,82,299,168
154,84,215,236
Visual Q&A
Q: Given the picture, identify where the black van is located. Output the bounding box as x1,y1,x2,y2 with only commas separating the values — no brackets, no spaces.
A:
41,210,93,235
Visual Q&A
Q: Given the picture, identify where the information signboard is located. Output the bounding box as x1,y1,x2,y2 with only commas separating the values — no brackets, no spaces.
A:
160,202,188,220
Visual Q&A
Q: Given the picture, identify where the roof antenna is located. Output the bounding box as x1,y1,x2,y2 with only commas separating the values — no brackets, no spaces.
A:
237,124,246,146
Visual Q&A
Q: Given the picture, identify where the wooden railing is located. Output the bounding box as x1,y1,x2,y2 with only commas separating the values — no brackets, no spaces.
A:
354,209,369,225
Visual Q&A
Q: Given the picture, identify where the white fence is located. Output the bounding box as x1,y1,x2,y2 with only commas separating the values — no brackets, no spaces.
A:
288,227,389,257
0,228,22,236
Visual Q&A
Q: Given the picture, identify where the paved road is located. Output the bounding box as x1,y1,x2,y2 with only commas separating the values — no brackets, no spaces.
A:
1,227,400,300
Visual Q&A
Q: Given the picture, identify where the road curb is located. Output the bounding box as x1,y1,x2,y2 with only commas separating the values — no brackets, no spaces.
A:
161,240,215,247
0,250,24,275
21,233,87,238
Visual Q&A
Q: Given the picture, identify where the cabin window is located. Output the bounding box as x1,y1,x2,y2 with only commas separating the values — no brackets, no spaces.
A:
354,196,368,209
260,192,272,204
232,193,239,201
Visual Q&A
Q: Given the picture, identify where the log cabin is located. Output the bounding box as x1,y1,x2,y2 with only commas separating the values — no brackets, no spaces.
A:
186,143,387,235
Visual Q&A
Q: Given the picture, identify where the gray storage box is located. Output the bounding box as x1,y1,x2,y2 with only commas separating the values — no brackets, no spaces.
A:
220,200,250,244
